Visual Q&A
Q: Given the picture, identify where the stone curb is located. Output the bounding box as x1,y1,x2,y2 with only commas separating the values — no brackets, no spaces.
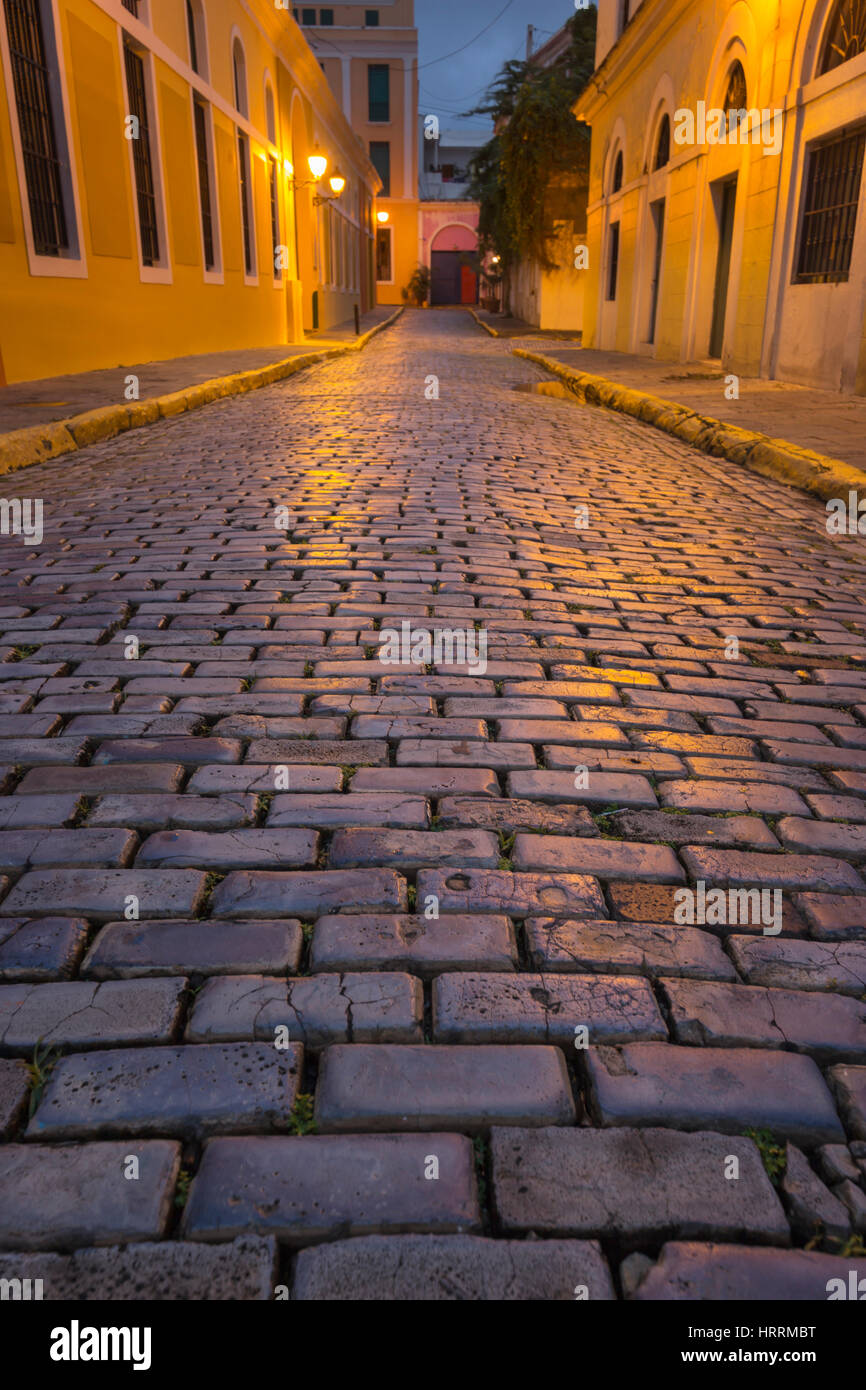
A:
0,307,404,477
466,307,500,338
513,344,866,506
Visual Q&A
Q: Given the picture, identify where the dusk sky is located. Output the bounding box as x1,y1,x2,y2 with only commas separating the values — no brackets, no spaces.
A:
415,0,580,132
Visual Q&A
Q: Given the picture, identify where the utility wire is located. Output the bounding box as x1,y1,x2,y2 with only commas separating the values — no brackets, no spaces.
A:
417,0,518,69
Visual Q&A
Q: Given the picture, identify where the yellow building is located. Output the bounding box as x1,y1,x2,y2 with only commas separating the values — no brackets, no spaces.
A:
578,0,866,393
298,1,418,304
0,0,382,385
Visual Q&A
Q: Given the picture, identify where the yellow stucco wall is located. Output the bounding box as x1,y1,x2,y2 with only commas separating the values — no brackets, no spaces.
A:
580,0,866,391
0,0,380,383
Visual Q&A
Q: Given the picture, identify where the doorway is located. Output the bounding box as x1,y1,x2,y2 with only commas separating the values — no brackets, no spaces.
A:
709,177,737,358
430,250,478,305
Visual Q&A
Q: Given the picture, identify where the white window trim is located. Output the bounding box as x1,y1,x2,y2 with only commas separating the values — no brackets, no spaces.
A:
0,0,87,278
191,93,223,285
118,29,172,284
375,222,393,284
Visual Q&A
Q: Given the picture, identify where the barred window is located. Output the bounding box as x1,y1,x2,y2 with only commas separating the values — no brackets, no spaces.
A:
794,127,865,283
607,220,620,300
124,42,160,266
269,157,281,280
820,1,866,74
193,99,214,270
238,131,254,276
3,0,69,256
121,0,139,14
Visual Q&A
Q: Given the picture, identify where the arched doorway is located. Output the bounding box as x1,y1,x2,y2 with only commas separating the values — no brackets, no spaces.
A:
430,224,479,305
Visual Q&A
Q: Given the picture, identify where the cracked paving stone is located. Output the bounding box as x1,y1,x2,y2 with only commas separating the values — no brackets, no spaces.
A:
86,793,257,831
0,868,208,920
81,918,302,978
26,1042,303,1141
728,935,866,995
0,1140,180,1249
0,916,89,982
680,847,865,893
630,1242,866,1300
211,868,407,917
314,1043,576,1131
416,868,606,918
328,828,500,871
585,1042,845,1146
604,809,780,850
433,971,666,1046
185,972,422,1047
491,1127,789,1244
512,835,685,883
436,797,599,836
0,829,138,872
310,912,518,976
292,1233,615,1300
267,793,430,830
0,977,186,1053
136,828,319,870
662,978,866,1063
0,1234,278,1299
180,1133,479,1244
525,918,737,980
187,765,343,795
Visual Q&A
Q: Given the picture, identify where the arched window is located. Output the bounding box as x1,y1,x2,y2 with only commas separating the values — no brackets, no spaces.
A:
611,149,623,193
723,60,747,136
820,0,866,74
654,114,670,169
186,0,207,78
232,37,247,117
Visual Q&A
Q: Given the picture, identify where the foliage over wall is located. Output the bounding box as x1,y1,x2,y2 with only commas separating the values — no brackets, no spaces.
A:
466,7,597,273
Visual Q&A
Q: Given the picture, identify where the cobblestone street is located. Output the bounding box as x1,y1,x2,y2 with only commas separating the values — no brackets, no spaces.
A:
1,307,866,1300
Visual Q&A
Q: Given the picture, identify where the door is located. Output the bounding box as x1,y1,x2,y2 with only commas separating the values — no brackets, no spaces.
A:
460,263,478,304
709,178,737,358
647,197,665,344
431,250,462,305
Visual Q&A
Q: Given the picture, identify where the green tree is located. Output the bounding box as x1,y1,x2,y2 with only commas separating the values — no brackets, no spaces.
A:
466,7,597,274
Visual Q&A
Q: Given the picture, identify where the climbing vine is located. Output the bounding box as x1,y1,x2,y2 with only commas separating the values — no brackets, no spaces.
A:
466,8,597,273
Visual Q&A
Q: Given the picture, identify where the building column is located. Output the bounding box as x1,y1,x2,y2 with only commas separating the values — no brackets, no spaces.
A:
403,58,414,198
341,58,351,121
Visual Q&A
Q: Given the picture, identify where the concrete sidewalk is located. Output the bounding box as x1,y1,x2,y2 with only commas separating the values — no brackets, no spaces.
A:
472,307,866,473
0,306,395,434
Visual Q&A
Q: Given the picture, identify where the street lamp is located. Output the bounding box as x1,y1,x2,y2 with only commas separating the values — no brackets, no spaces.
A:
285,148,345,205
376,210,390,224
